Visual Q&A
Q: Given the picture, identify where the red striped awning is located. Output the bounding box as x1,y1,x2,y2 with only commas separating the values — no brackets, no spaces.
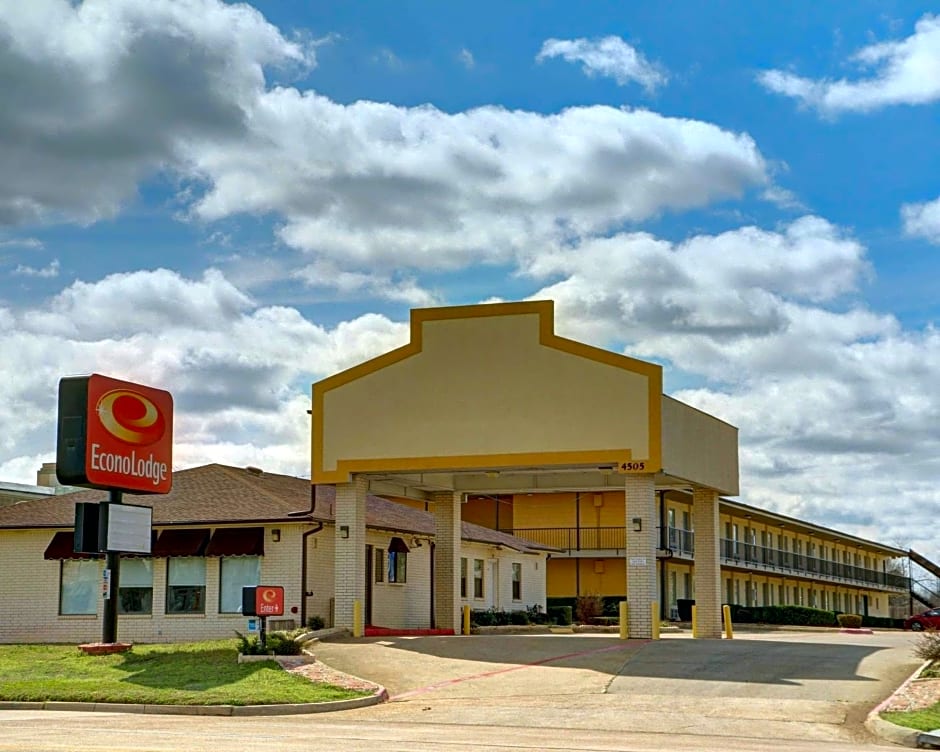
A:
44,531,101,560
152,528,209,557
205,527,264,557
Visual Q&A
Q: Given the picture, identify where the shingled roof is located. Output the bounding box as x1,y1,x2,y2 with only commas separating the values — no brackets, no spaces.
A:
0,464,555,555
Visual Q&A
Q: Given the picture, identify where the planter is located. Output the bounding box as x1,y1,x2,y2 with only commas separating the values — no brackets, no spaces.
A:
78,642,132,656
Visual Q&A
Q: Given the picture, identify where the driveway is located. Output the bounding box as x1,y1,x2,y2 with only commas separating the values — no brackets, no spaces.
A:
315,628,923,745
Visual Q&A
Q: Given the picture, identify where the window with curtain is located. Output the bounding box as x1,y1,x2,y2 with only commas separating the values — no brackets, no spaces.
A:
511,562,522,601
166,557,206,614
219,556,261,613
118,558,153,615
460,558,467,598
387,551,407,583
473,558,484,598
60,559,99,615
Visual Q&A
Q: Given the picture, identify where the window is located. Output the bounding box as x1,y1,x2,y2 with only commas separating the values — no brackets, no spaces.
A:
460,558,467,598
387,551,407,583
375,548,384,583
473,559,484,598
166,557,206,614
60,559,99,615
219,556,260,613
511,562,522,601
118,558,153,615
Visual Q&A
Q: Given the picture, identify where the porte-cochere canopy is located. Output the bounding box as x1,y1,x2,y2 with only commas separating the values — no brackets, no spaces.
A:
312,300,737,498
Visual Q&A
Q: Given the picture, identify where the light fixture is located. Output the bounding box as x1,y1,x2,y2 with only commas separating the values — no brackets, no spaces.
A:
339,525,349,539
270,528,281,543
632,517,642,532
484,470,499,478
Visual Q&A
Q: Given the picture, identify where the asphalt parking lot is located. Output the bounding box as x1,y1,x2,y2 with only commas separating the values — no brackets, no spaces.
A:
316,628,923,744
0,629,924,752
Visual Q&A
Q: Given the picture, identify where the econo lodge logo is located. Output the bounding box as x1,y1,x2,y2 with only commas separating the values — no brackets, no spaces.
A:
85,375,173,493
96,389,167,446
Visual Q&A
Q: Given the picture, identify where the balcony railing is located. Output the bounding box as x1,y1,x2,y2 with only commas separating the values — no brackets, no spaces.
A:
498,526,909,591
719,539,909,590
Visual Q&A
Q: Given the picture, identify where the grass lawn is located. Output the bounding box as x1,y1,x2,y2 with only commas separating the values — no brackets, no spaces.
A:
882,703,940,733
881,661,940,733
0,641,370,706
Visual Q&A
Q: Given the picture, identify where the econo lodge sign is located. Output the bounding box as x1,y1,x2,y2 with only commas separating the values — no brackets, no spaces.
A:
57,374,173,495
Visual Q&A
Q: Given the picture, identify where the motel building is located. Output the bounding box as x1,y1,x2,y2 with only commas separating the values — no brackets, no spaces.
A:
0,300,930,644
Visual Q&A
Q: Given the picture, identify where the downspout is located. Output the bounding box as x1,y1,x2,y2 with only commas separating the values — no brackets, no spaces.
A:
290,485,324,628
429,541,436,629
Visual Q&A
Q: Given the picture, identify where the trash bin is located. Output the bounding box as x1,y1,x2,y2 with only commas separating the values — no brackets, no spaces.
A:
677,598,695,621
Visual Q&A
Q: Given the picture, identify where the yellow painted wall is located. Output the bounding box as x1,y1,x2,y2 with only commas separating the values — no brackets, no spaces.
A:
316,303,661,481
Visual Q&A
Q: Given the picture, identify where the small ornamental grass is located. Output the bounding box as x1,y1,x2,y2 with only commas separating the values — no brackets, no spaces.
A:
0,640,368,706
914,628,940,664
836,613,863,629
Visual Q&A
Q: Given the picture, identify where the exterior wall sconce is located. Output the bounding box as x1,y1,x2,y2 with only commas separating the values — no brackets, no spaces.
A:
339,525,349,539
632,517,642,532
271,528,281,543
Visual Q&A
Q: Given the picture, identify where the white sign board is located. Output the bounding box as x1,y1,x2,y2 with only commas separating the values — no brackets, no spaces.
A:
628,557,648,566
102,502,153,554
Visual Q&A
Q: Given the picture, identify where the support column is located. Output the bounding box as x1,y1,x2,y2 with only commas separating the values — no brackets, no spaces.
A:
431,490,462,632
333,475,367,630
692,486,722,638
625,474,657,639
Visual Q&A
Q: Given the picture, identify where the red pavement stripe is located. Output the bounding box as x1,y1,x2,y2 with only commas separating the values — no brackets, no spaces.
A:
389,640,647,701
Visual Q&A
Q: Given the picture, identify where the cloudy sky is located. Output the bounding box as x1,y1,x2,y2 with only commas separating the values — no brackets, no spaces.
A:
2,0,939,564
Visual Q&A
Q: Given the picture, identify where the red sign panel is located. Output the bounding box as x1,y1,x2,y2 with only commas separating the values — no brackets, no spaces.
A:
85,374,174,494
255,586,285,616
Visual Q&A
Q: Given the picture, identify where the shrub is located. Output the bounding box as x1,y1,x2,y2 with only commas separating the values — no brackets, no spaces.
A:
509,609,529,625
574,594,604,624
235,630,302,655
265,631,302,656
837,613,863,629
745,605,837,627
913,629,940,663
235,631,265,655
306,615,326,630
548,605,572,626
526,604,550,624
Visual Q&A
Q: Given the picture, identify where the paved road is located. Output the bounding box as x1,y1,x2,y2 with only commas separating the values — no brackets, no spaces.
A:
0,629,923,751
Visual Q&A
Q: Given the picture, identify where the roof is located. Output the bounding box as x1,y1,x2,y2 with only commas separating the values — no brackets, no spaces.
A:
0,464,555,555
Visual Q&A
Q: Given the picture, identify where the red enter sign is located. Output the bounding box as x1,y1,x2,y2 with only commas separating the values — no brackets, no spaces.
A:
255,586,284,616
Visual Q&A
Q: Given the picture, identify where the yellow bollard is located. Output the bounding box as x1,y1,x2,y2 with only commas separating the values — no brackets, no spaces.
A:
691,604,698,638
651,601,660,640
723,604,734,639
463,604,471,635
353,600,363,638
619,601,629,640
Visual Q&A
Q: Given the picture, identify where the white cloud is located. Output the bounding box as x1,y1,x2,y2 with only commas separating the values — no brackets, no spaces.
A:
0,0,311,225
0,1,767,297
759,14,940,115
12,259,59,277
0,268,409,479
458,48,475,70
901,196,940,242
536,35,667,92
191,93,767,274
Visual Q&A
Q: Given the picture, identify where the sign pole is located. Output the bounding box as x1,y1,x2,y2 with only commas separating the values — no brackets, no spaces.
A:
259,616,267,653
102,488,122,644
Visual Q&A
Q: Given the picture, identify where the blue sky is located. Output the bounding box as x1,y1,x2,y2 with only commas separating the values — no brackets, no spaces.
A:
1,0,939,563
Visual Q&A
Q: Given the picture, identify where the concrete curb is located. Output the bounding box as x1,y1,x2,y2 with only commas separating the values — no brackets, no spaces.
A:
0,686,388,716
864,659,933,748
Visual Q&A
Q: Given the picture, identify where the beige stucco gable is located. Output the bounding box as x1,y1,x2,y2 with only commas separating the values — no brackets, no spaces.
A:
313,301,663,483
